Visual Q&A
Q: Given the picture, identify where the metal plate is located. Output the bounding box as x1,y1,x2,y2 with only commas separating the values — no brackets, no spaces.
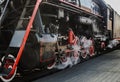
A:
9,31,25,47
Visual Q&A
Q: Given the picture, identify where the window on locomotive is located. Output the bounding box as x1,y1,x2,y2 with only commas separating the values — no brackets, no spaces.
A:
39,4,58,34
92,2,101,15
109,10,113,20
64,0,79,5
80,0,92,9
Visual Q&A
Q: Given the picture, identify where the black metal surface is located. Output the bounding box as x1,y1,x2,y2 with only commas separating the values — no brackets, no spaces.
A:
41,2,102,18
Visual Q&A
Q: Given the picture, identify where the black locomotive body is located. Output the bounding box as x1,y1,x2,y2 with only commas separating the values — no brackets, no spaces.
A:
0,0,120,82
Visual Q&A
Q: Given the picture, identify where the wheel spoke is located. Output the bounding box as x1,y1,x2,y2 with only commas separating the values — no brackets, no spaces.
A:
0,54,17,82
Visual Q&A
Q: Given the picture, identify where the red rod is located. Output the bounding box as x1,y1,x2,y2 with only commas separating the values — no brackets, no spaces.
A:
68,29,76,44
10,0,42,75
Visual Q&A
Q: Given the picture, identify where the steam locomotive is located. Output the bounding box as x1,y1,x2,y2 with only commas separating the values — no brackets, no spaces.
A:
0,0,120,81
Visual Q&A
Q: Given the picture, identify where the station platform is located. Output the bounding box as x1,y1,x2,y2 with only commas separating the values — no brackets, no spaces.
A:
34,49,120,82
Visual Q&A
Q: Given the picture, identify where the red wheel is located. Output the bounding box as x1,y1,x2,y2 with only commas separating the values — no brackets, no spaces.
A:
0,54,17,82
81,49,87,58
71,51,81,65
60,56,67,63
47,60,56,70
89,46,95,56
81,49,89,60
101,42,105,49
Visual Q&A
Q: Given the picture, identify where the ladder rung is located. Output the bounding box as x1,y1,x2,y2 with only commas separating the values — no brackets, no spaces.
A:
30,29,37,32
20,17,31,20
26,5,35,8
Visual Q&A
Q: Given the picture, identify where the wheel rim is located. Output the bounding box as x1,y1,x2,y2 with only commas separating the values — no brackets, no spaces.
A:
47,60,56,69
81,50,87,59
89,46,95,56
72,51,81,64
0,54,17,82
